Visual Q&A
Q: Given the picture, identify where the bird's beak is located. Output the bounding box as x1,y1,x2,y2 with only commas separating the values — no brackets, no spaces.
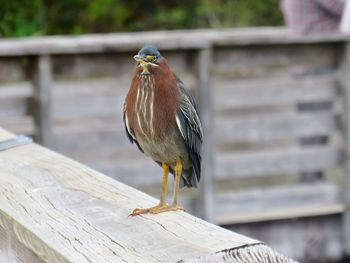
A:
134,54,159,70
134,54,147,63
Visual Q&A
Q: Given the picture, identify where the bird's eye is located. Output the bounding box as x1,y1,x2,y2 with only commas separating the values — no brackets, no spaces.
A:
146,55,157,62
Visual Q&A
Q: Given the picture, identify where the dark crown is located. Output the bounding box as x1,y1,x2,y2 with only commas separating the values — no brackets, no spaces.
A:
138,45,161,59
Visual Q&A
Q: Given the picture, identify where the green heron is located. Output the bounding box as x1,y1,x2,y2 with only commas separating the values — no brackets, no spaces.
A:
123,46,203,216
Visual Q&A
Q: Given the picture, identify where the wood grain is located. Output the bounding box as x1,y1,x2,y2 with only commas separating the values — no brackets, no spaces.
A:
0,128,268,263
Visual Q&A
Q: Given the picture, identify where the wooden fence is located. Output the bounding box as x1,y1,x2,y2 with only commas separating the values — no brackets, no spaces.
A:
0,27,349,261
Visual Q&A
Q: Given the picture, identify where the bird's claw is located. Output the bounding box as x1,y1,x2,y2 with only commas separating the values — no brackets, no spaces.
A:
129,208,150,217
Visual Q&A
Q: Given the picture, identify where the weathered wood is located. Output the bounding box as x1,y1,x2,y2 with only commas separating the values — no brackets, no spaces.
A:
0,223,45,263
47,97,333,167
0,82,32,99
0,29,346,262
0,98,29,117
80,145,340,188
183,244,297,263
31,55,53,146
216,112,336,143
215,182,343,224
193,47,214,222
0,28,346,57
217,146,340,178
0,58,28,82
0,116,35,134
0,128,297,263
342,42,350,256
215,75,336,110
229,214,343,262
214,44,336,79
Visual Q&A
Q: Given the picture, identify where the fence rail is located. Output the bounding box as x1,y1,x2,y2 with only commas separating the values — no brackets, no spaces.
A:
0,27,349,261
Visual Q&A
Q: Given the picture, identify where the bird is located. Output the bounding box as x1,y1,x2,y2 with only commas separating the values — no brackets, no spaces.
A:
123,45,203,216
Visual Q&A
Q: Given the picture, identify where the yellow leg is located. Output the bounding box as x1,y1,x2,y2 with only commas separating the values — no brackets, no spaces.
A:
149,159,185,214
130,160,185,216
164,159,185,211
159,162,169,205
130,162,170,216
172,159,182,206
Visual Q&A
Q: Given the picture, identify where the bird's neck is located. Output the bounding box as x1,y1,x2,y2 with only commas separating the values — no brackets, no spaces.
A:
139,64,150,74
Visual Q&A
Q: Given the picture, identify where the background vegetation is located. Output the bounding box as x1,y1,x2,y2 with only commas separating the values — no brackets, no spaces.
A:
0,0,283,37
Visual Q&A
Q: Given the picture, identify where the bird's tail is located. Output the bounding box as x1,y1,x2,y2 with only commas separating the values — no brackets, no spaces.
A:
180,167,199,188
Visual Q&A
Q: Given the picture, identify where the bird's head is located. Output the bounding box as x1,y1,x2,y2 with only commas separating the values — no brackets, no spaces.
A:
134,45,162,74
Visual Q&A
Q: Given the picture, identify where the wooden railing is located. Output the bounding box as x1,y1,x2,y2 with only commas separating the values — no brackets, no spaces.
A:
0,128,298,263
0,27,349,261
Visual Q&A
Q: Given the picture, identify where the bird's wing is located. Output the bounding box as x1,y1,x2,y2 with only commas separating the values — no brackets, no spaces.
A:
123,104,144,153
176,79,203,186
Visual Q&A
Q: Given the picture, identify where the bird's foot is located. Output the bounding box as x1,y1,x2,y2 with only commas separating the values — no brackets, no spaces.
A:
129,204,185,216
149,204,185,214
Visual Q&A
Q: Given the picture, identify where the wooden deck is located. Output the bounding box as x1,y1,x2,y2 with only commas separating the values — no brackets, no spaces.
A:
0,27,349,261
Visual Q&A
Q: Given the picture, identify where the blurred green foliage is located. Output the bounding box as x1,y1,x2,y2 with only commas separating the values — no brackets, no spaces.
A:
0,0,283,37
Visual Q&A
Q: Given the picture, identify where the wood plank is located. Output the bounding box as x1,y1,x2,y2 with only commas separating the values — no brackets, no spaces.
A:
51,79,127,120
95,158,163,187
216,112,336,143
229,214,342,261
0,116,35,134
53,113,336,164
0,98,29,117
54,116,121,134
0,58,28,83
214,182,343,224
0,31,210,56
216,146,340,178
0,82,32,99
53,94,122,119
0,127,295,263
52,78,129,96
0,28,345,57
52,129,140,161
85,145,340,189
213,45,336,79
215,75,336,110
31,55,53,146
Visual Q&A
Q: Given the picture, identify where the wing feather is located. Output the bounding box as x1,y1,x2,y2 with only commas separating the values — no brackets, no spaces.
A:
176,79,203,187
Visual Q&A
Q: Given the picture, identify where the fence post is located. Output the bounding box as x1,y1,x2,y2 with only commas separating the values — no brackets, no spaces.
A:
342,41,350,255
31,55,53,147
193,47,214,222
